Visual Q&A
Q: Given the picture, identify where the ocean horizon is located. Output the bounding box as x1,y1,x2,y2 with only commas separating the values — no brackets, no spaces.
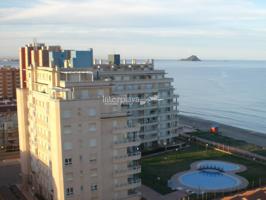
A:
1,59,266,134
155,60,266,134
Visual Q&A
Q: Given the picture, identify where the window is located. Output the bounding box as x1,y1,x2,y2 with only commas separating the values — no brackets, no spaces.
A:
146,84,153,90
63,142,72,150
88,123,96,132
114,76,121,81
81,90,89,99
112,106,118,112
62,111,71,119
66,187,74,196
89,158,97,163
64,158,72,166
123,76,130,81
63,126,71,134
89,139,97,147
66,172,73,181
96,89,104,97
90,169,97,177
91,184,98,191
112,120,117,128
87,108,96,117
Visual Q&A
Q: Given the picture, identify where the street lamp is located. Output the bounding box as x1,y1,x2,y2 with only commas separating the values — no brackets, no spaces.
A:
163,141,167,151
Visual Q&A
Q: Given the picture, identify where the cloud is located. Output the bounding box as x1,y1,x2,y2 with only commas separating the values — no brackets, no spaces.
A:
1,0,266,59
1,0,266,25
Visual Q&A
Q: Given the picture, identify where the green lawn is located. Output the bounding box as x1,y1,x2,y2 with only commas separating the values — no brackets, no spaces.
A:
141,144,266,195
188,131,266,156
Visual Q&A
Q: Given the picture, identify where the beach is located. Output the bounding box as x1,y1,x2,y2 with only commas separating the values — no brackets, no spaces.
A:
179,115,266,147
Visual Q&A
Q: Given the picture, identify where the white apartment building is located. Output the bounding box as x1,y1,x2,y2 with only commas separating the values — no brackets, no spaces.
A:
92,59,179,150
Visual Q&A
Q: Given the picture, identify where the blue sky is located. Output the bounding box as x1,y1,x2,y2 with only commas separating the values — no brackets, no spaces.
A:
1,0,266,59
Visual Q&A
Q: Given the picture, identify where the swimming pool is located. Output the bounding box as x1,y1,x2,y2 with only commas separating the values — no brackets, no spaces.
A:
196,160,240,172
168,160,248,193
180,171,240,190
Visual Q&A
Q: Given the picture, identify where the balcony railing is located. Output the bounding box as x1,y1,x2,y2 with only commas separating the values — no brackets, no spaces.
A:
114,166,141,176
113,152,141,162
101,111,128,118
114,138,141,146
112,124,140,134
114,178,141,190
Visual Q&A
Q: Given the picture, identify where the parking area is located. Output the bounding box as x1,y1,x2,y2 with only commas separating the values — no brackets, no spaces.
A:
0,159,26,200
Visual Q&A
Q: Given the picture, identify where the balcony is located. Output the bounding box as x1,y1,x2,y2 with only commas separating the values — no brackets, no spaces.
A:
113,166,141,177
113,138,141,148
101,111,128,119
113,152,141,163
112,124,140,134
114,178,141,191
113,86,174,95
130,110,179,120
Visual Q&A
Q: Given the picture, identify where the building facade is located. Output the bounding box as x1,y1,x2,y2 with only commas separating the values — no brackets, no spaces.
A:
17,43,141,200
0,67,20,99
93,58,179,150
0,67,19,152
0,99,18,151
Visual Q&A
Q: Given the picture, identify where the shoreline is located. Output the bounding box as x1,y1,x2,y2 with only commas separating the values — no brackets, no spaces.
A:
179,115,266,147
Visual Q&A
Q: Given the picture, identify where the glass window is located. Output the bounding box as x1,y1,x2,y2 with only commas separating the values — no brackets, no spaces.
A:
88,123,96,132
89,139,97,147
123,76,130,81
81,90,89,99
63,126,71,134
114,76,121,81
63,142,72,150
87,108,96,117
66,187,74,196
97,89,104,97
91,184,98,191
112,120,118,128
62,110,71,119
64,158,72,166
112,106,118,112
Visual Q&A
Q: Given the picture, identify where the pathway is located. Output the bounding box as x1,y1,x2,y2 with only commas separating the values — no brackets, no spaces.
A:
140,185,187,200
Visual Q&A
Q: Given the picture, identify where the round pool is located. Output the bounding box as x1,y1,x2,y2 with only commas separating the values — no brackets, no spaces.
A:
179,171,240,190
196,160,240,172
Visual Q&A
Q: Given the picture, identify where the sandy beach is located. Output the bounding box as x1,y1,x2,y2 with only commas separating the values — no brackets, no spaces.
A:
179,115,266,147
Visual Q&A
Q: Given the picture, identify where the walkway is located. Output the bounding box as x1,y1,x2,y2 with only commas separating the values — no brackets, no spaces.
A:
140,185,187,200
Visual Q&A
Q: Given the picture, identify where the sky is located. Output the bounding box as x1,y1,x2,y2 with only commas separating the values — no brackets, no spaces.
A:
1,0,266,59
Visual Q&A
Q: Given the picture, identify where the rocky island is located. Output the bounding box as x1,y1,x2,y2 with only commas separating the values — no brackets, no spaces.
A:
180,55,201,61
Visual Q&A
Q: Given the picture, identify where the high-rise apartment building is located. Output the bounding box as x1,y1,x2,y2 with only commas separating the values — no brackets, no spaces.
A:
17,43,141,200
0,67,20,99
94,58,179,150
0,67,20,152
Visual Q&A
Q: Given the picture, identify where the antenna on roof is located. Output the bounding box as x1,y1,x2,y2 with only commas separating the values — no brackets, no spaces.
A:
33,38,37,50
33,38,37,48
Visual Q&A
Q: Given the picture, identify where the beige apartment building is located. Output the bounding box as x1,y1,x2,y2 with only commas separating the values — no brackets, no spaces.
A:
17,44,141,200
0,66,20,99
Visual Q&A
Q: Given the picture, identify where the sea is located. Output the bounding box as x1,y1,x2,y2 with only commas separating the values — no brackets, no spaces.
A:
1,59,266,134
155,60,266,134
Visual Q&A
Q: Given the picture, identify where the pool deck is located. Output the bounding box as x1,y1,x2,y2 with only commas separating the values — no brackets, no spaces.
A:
168,160,249,194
